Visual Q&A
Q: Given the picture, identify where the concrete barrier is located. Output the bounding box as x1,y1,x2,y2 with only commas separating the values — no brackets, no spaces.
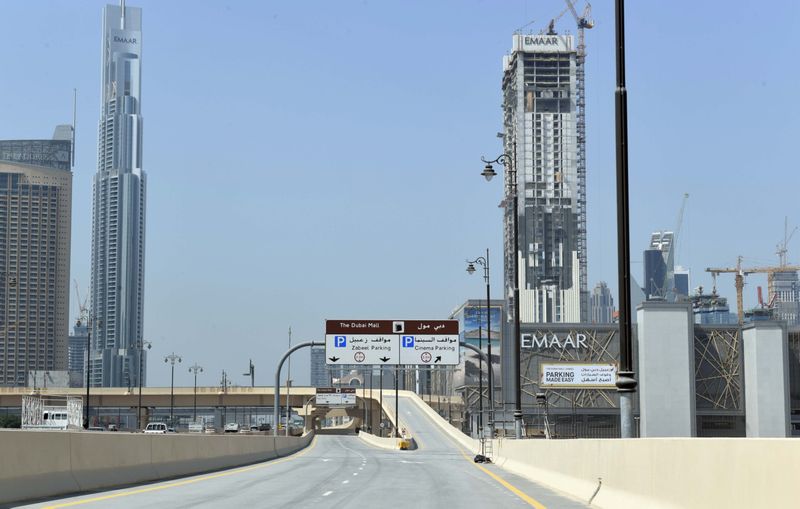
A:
490,437,800,509
357,430,416,450
0,430,313,505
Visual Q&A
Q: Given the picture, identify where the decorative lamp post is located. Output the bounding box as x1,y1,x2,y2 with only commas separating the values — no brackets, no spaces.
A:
137,339,152,430
481,145,523,439
164,352,182,428
189,363,204,422
467,249,494,435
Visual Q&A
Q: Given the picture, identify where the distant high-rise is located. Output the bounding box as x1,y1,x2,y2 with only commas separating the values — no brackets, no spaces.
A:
771,270,800,326
90,3,147,387
0,127,73,386
68,323,88,385
643,231,674,299
590,282,614,324
310,346,328,387
502,33,587,323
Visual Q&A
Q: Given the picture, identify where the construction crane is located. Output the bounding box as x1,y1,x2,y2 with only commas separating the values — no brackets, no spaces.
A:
777,217,797,267
664,193,689,295
706,256,800,324
73,280,89,326
563,0,594,315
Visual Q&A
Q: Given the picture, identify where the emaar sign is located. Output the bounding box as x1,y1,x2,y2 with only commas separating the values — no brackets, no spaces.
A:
521,332,588,350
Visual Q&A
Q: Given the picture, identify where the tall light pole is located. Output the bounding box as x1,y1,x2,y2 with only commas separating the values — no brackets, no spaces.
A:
286,326,292,436
137,339,152,430
614,0,637,438
164,352,182,428
481,143,523,439
83,317,91,429
189,363,203,422
467,248,494,433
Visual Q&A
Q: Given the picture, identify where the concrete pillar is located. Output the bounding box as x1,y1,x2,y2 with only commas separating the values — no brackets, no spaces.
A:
742,322,790,437
637,301,696,437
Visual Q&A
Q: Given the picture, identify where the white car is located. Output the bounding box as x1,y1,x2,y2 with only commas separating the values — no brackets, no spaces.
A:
144,422,168,434
224,423,240,433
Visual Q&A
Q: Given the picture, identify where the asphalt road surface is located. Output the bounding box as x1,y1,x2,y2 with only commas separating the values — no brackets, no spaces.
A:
18,397,588,509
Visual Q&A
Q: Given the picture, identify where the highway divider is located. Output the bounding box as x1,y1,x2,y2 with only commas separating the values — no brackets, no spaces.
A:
490,436,800,509
357,430,416,450
0,430,313,505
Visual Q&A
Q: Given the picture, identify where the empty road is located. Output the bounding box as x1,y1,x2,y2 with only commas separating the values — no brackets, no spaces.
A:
18,396,588,509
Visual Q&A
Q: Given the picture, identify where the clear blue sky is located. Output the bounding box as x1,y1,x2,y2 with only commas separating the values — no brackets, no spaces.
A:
1,0,798,387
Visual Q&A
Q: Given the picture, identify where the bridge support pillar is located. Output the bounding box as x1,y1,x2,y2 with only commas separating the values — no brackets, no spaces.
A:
743,322,790,437
637,301,696,437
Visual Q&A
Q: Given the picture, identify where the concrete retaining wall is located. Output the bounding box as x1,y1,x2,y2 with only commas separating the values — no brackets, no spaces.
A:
0,430,313,505
491,437,800,509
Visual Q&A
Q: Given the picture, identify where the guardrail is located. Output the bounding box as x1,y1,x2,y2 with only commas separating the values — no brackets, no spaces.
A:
0,430,313,505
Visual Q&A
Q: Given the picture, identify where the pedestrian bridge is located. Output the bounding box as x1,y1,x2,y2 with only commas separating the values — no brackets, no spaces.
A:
1,390,798,508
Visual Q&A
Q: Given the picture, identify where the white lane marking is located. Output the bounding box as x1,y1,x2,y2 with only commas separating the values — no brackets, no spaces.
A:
400,460,424,464
359,467,364,470
321,458,331,462
323,491,333,497
353,473,358,476
342,480,350,484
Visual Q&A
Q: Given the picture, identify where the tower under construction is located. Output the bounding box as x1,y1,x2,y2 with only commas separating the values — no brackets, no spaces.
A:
501,31,588,323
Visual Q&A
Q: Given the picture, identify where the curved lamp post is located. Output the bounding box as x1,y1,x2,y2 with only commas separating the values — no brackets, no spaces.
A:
164,352,182,427
136,339,152,430
188,363,204,422
467,249,494,434
481,146,523,439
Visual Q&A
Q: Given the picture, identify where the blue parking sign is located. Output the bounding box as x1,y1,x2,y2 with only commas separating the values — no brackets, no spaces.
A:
402,336,414,348
334,336,346,348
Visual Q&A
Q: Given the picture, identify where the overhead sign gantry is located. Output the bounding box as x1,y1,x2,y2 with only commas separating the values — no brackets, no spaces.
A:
324,320,460,366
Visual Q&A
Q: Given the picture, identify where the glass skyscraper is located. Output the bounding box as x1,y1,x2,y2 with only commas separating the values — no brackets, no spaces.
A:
90,3,147,387
502,34,588,323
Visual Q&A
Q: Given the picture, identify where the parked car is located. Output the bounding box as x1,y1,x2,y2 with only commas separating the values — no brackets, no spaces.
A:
87,426,105,432
144,422,168,434
107,424,118,432
249,423,271,432
224,422,240,433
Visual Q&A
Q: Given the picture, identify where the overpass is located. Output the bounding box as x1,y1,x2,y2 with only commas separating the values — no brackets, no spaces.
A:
0,386,460,432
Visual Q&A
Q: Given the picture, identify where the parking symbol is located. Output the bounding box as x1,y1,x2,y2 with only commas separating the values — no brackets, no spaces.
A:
402,336,415,348
334,336,347,348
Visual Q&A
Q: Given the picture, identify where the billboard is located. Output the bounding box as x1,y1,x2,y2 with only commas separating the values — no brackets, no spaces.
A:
539,363,617,389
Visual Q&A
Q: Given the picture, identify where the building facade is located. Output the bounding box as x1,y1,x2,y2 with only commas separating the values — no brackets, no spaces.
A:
590,281,614,323
502,34,587,324
67,323,88,386
771,270,800,327
0,127,73,386
90,3,147,387
309,346,328,387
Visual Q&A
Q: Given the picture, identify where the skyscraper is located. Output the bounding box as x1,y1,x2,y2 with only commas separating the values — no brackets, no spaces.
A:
502,33,587,323
0,127,73,386
590,281,614,324
90,3,147,387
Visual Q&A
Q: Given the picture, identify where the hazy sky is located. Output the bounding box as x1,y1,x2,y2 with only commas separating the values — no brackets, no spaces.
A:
1,0,798,387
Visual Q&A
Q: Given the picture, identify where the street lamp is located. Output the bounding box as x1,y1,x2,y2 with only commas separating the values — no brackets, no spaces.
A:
137,339,152,430
189,363,204,422
467,249,494,435
481,145,523,439
613,0,637,438
164,352,182,428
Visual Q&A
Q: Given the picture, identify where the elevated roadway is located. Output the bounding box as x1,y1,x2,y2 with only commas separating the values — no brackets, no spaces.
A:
17,395,586,509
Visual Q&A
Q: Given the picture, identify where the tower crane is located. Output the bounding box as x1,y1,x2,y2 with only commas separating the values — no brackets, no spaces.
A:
777,217,797,267
73,280,89,326
705,256,800,325
563,0,594,58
